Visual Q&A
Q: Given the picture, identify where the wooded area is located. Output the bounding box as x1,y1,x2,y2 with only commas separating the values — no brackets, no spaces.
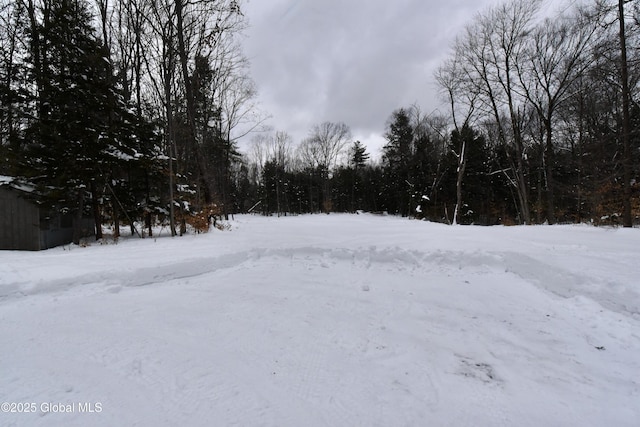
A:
248,0,639,226
0,0,637,240
0,0,259,241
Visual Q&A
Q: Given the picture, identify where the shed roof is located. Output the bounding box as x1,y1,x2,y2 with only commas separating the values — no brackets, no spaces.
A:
0,175,37,193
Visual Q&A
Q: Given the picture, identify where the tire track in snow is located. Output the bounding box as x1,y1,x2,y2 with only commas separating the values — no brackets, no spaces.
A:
3,245,631,320
504,253,640,319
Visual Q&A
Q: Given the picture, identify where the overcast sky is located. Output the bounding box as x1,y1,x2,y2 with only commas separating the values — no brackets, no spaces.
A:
240,0,507,157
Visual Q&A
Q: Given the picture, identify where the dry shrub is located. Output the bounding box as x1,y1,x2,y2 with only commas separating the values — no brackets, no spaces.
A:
593,181,624,225
323,198,333,214
501,216,517,226
183,203,222,233
591,180,640,225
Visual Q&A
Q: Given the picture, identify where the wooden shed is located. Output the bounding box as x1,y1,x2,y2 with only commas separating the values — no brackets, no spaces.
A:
0,177,94,250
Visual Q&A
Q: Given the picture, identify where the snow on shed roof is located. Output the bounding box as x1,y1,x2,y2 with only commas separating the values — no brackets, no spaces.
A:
0,175,37,193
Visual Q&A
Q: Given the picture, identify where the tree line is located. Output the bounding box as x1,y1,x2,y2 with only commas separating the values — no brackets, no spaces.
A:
244,0,639,226
434,0,639,226
0,0,638,239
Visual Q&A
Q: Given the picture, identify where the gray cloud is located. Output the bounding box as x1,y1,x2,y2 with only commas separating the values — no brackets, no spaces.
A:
242,0,504,155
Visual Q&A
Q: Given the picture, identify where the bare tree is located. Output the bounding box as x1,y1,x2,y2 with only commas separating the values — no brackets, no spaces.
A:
306,122,352,174
269,130,293,169
301,122,352,212
144,0,180,235
586,0,638,226
618,0,633,227
140,0,256,228
0,0,24,153
174,0,245,204
267,130,292,215
455,0,541,224
435,56,478,225
517,10,598,224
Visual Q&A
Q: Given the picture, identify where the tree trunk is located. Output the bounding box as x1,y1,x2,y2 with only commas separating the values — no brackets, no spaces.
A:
453,140,467,225
113,194,120,238
90,181,103,240
544,118,556,224
164,58,177,236
146,172,152,237
73,191,85,245
619,0,633,227
176,0,211,204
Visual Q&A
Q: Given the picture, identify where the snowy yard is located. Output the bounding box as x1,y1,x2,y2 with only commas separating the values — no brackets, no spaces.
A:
1,214,639,426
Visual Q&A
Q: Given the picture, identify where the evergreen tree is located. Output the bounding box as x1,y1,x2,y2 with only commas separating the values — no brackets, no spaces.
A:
19,0,113,241
16,0,163,241
350,140,370,169
262,159,288,215
382,109,414,216
347,140,369,212
411,132,439,219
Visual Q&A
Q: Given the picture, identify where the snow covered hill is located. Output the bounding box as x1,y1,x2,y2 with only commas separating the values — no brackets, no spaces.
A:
1,214,638,426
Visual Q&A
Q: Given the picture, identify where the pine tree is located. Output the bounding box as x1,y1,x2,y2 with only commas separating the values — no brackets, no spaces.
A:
20,0,127,242
382,109,414,216
348,140,369,211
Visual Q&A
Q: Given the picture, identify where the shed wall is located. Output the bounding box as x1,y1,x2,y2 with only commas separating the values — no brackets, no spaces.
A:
0,187,41,250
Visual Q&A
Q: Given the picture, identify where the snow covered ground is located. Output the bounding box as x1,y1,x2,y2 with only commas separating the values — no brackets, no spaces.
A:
1,214,639,427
